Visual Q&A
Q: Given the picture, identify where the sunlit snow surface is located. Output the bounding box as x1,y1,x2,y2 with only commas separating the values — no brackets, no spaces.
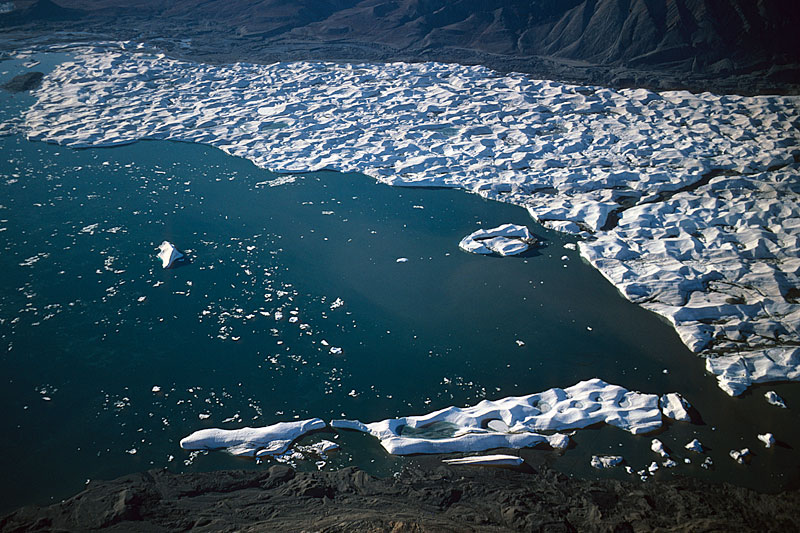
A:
14,42,800,396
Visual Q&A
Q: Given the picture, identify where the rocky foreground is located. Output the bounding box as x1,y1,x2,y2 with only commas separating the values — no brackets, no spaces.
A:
2,464,799,532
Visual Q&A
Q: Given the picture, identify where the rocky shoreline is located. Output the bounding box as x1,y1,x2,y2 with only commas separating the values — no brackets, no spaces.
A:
2,463,799,532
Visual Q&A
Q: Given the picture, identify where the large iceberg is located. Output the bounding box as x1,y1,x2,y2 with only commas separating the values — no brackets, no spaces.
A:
179,418,326,457
331,378,663,455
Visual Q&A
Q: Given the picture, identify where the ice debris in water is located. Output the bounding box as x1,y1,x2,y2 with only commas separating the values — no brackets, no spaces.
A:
659,393,691,422
650,438,669,457
157,241,183,269
459,224,536,257
684,439,704,453
758,433,775,448
180,418,326,457
591,455,623,469
764,391,787,408
729,448,752,464
331,379,663,455
443,454,524,467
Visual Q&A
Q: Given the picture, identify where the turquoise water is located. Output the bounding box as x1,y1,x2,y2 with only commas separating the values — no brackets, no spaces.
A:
1,52,799,512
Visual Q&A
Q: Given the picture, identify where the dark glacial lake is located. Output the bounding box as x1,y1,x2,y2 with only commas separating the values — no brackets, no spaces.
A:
1,52,799,512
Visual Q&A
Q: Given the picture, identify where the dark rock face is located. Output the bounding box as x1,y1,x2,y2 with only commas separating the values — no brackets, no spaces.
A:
2,0,799,93
1,71,44,92
0,0,84,27
40,0,800,77
2,465,800,532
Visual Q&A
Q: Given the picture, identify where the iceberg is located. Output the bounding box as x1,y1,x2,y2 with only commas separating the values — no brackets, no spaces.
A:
443,454,524,467
659,393,691,422
591,455,624,469
157,241,184,269
331,379,664,455
458,224,536,256
179,418,326,457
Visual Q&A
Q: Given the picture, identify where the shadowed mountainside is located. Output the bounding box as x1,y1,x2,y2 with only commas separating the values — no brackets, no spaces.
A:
3,0,800,92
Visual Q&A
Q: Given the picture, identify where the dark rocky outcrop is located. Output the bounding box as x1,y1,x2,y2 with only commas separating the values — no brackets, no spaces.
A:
2,464,800,532
1,71,43,92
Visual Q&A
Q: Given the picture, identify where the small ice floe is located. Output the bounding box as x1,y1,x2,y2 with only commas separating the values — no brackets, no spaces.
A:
151,385,161,393
684,439,704,453
443,454,523,467
590,455,623,469
330,298,344,310
157,241,184,269
198,413,211,420
180,418,326,457
396,257,408,263
459,224,536,257
303,440,339,455
730,448,752,464
329,346,343,355
331,378,661,455
701,457,714,469
650,438,669,457
515,340,525,347
648,461,659,474
758,433,775,448
765,391,787,408
659,393,692,422
662,459,677,468
563,243,577,251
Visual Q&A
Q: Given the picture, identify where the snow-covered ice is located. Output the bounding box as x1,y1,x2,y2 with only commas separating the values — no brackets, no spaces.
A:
590,455,624,469
443,454,524,467
729,448,752,464
179,418,325,457
684,439,704,453
458,223,536,256
758,433,775,448
764,390,788,408
157,241,183,269
18,43,800,395
331,379,663,455
650,438,669,457
659,393,692,422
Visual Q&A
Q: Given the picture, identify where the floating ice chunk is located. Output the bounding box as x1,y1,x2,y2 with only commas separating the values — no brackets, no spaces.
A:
157,241,184,269
651,438,669,457
396,257,408,263
443,454,523,467
180,418,326,457
648,461,659,474
758,433,775,448
701,457,713,469
730,448,752,464
331,378,660,455
663,459,677,468
302,440,339,455
659,393,692,422
151,385,161,393
515,340,525,347
591,455,623,469
563,243,577,251
329,346,343,355
330,298,344,310
459,224,536,257
765,391,787,408
684,439,704,453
